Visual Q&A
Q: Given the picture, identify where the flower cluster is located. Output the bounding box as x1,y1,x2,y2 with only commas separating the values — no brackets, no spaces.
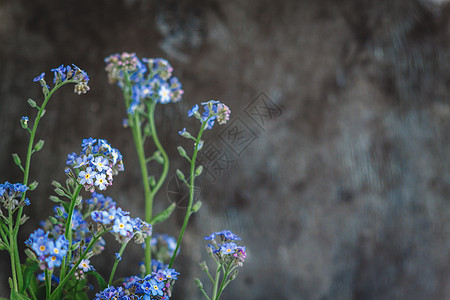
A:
33,64,90,95
187,100,231,130
95,266,179,300
66,138,124,192
105,52,184,114
0,182,29,211
25,229,69,270
91,206,152,244
205,230,246,267
85,192,117,211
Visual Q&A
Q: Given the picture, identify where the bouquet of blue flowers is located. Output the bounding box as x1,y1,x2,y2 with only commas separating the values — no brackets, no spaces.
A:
0,53,245,300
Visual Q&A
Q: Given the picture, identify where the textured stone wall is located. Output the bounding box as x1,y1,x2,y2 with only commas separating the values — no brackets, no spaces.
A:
0,0,449,299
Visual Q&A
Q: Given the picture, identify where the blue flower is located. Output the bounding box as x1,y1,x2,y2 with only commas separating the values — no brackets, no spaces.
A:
33,72,45,82
51,64,67,83
115,253,122,261
79,167,97,185
112,215,133,237
92,156,109,172
158,82,171,104
148,278,164,296
25,230,68,270
81,137,97,149
163,268,180,280
188,104,199,117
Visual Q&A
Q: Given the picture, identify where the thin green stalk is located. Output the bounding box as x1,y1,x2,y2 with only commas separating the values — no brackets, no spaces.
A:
59,183,83,289
211,263,222,300
199,287,212,300
108,241,129,285
8,209,18,292
144,100,170,272
168,121,208,268
11,80,72,292
130,112,153,273
147,101,170,200
50,230,105,299
45,269,52,300
215,263,234,300
28,284,37,300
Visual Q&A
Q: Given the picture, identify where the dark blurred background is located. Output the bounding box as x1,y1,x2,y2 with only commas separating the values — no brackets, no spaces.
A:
0,0,449,299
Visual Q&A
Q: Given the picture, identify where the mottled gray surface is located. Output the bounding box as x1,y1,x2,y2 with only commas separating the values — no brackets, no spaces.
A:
0,0,449,299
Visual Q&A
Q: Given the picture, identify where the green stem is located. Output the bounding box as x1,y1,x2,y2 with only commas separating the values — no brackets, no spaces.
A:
108,241,129,285
215,263,234,300
59,183,83,289
45,269,53,300
211,263,222,300
147,101,170,202
50,230,105,299
11,80,72,292
8,209,18,292
130,112,153,272
199,286,212,300
145,100,170,272
168,121,208,268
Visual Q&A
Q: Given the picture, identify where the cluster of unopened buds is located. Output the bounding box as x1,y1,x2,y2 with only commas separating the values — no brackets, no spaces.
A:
186,100,231,130
33,64,90,95
0,182,30,212
105,52,184,114
204,230,247,267
66,138,124,192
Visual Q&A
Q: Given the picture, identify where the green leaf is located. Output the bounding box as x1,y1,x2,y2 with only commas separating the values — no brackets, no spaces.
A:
54,187,66,197
27,98,37,108
49,216,58,225
21,261,39,293
24,249,37,261
148,176,156,187
33,140,44,152
55,207,64,217
10,290,30,300
191,200,202,214
177,146,187,157
12,153,21,166
150,203,176,225
51,181,63,188
195,165,204,177
89,271,107,290
28,181,38,191
75,291,89,300
49,196,61,203
154,151,164,164
176,169,185,182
